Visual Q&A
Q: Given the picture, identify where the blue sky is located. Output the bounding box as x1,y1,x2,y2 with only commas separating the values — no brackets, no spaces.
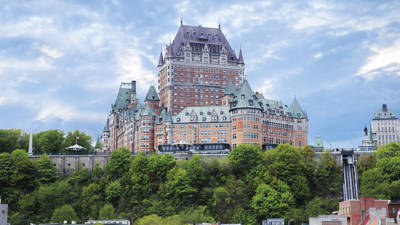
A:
1,0,400,147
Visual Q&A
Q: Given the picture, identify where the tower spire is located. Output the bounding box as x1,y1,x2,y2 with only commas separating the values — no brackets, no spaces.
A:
238,47,244,64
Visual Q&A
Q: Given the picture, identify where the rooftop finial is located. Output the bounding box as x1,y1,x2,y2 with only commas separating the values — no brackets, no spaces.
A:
218,16,221,29
180,17,183,26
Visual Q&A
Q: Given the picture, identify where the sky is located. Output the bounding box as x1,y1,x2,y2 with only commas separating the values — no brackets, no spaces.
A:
0,0,400,147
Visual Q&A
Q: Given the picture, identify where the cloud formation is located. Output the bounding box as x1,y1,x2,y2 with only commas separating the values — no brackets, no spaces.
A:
0,0,399,146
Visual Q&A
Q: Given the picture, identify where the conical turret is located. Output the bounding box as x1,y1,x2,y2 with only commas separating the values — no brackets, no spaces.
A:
158,51,164,67
238,48,244,64
289,97,307,119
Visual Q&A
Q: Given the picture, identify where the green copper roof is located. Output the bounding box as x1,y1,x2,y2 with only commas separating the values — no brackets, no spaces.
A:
113,82,134,112
289,97,307,118
223,78,236,96
314,136,323,147
145,86,160,101
231,80,262,110
173,106,230,123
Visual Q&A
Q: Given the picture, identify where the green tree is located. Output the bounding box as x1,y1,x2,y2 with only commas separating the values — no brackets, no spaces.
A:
36,154,57,184
135,214,163,225
159,167,197,214
213,178,249,223
106,180,122,205
10,149,38,191
180,206,215,224
228,144,262,177
106,147,133,181
64,130,93,152
81,183,104,219
357,154,376,178
51,204,78,223
99,203,116,219
314,151,342,198
0,129,27,153
34,130,65,154
0,153,13,188
264,144,311,204
251,181,294,222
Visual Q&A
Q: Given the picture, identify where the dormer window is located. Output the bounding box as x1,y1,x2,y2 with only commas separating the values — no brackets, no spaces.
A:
177,118,181,122
200,111,203,115
241,95,245,100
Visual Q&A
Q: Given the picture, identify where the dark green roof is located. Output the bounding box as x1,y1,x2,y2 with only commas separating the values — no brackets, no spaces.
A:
231,80,262,110
103,118,110,132
289,97,307,118
145,86,160,101
113,82,134,112
223,78,236,96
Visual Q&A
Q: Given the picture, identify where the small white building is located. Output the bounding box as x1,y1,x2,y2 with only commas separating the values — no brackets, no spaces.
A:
309,215,347,225
0,199,8,225
85,219,130,225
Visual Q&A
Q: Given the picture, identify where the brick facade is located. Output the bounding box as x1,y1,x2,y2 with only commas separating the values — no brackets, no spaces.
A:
101,23,308,153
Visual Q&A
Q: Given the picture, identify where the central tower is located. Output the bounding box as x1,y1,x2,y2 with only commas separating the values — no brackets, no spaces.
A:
158,22,245,115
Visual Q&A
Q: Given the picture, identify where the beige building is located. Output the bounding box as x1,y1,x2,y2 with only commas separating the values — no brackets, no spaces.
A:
370,104,400,146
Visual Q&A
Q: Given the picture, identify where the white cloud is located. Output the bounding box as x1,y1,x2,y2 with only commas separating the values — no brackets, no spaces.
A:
357,39,400,79
0,57,53,76
34,99,104,123
115,47,157,95
255,78,276,99
39,46,63,59
0,96,7,105
313,52,323,59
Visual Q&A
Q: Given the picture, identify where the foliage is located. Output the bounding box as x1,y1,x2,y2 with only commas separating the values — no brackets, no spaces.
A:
1,141,352,225
0,129,28,153
359,143,400,199
51,204,78,223
36,154,57,184
99,203,116,219
34,130,65,154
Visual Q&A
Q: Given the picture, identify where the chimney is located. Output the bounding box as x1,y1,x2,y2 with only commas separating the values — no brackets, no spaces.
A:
382,104,387,112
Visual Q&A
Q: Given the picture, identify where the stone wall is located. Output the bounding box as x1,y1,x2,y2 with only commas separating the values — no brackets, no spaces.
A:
30,155,110,174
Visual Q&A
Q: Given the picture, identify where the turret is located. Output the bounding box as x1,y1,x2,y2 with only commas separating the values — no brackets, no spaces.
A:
157,51,164,67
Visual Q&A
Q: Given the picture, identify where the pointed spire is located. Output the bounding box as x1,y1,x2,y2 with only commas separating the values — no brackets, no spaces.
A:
158,51,164,66
238,48,244,64
166,111,173,122
223,77,236,96
145,85,160,101
289,97,307,119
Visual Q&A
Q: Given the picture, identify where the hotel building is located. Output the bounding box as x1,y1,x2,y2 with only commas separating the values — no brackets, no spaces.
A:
101,23,308,154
